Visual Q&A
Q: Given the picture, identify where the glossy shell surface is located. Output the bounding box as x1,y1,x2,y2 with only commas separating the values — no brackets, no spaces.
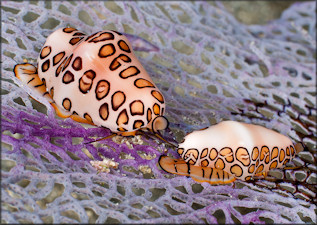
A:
177,121,296,180
37,28,165,133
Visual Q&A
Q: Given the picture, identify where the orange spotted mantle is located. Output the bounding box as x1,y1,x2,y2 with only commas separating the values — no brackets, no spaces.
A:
159,121,304,184
14,27,167,136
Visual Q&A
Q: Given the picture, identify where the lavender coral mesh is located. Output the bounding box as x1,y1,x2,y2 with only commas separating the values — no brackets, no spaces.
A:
1,1,316,224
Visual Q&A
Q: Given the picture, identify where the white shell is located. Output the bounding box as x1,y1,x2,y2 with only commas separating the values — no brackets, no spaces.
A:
36,28,165,133
178,121,296,180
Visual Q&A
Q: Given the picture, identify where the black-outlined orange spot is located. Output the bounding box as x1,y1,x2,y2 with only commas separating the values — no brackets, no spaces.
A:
151,90,164,103
116,109,128,126
201,148,208,158
215,158,225,170
184,148,199,161
62,54,73,72
69,37,83,45
98,43,115,58
72,56,82,71
201,159,209,167
153,103,160,115
111,91,126,111
255,164,264,174
63,27,77,33
147,108,152,123
248,164,255,173
271,147,279,160
118,40,131,52
99,103,109,121
279,149,285,163
53,51,65,66
219,147,234,163
134,78,155,88
133,120,144,130
80,70,97,94
89,32,114,43
62,98,71,111
119,66,140,79
95,79,110,100
270,160,278,169
236,147,250,166
230,164,243,177
109,54,131,71
252,147,259,161
84,113,93,123
130,100,144,116
41,60,50,72
209,148,218,160
40,46,51,59
56,57,68,77
177,148,184,156
63,71,74,84
290,145,295,156
260,146,269,161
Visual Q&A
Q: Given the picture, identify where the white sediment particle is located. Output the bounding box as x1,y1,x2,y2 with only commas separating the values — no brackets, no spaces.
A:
138,151,156,160
138,165,152,174
90,157,119,173
131,135,144,145
119,152,135,160
112,135,143,149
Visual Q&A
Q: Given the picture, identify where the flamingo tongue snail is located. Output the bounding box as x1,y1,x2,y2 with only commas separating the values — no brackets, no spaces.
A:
14,27,168,137
158,121,304,185
13,28,303,184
